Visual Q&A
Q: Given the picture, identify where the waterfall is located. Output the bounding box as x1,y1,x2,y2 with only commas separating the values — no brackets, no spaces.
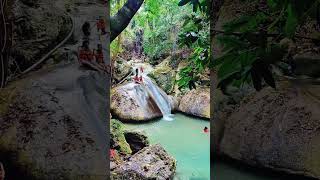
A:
143,75,174,121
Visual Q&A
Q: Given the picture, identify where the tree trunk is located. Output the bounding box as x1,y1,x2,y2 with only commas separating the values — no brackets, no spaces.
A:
110,0,144,42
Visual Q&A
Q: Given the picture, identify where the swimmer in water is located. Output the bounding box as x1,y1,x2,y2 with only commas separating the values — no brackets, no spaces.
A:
204,127,209,133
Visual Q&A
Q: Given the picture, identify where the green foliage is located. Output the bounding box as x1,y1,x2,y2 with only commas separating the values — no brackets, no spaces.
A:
177,0,210,90
214,0,319,93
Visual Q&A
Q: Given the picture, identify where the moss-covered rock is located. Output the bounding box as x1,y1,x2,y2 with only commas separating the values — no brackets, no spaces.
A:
110,119,132,155
148,57,176,94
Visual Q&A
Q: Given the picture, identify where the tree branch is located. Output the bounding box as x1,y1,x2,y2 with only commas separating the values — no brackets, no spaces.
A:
110,0,144,42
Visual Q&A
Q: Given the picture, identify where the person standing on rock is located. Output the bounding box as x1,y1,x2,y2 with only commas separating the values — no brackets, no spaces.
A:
78,41,110,74
133,68,141,84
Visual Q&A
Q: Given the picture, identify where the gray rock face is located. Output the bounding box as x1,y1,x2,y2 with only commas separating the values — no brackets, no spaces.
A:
179,88,210,119
0,64,108,179
11,0,71,69
111,83,163,121
112,144,176,180
217,81,320,179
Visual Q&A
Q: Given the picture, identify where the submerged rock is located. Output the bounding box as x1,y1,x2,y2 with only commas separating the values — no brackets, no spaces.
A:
111,144,176,180
179,88,210,119
217,81,320,179
124,131,149,154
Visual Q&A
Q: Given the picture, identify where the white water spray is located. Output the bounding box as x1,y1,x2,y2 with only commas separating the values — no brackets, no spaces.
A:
142,75,174,121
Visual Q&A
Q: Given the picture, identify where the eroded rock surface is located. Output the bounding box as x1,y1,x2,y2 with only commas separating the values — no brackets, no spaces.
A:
179,88,210,119
0,64,108,179
111,144,176,180
217,81,320,179
111,83,163,121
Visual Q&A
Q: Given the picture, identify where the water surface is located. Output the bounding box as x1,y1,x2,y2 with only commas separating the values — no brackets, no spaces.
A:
125,113,210,180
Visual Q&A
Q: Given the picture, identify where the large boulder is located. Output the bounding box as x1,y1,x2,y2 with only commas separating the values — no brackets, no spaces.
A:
0,64,108,179
217,81,320,179
111,144,176,180
179,88,210,119
111,83,163,121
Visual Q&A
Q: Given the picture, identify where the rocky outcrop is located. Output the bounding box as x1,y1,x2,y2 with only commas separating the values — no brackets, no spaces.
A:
216,81,320,179
124,131,149,154
111,119,132,155
148,57,176,94
111,144,176,180
113,58,132,82
0,64,108,179
10,0,71,69
179,88,210,119
111,82,163,121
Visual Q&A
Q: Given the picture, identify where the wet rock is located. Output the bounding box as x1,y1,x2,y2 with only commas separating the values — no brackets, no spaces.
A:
111,83,163,121
124,131,149,154
0,64,108,179
168,95,179,112
111,144,176,180
179,88,210,119
217,81,320,179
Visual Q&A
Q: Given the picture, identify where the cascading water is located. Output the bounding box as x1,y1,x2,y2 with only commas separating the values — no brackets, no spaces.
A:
142,75,174,121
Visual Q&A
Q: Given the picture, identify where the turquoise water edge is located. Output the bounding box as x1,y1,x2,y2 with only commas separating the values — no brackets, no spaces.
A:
125,113,210,180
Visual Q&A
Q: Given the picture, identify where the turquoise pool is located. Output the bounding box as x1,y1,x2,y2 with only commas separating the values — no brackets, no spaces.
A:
125,113,210,180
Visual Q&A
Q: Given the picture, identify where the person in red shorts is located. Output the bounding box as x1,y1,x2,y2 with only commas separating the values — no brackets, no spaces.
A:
78,41,110,74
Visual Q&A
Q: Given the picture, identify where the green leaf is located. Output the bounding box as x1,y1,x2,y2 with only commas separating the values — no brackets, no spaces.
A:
217,56,241,83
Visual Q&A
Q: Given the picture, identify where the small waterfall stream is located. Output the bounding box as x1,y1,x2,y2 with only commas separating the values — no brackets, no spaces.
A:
143,75,174,121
